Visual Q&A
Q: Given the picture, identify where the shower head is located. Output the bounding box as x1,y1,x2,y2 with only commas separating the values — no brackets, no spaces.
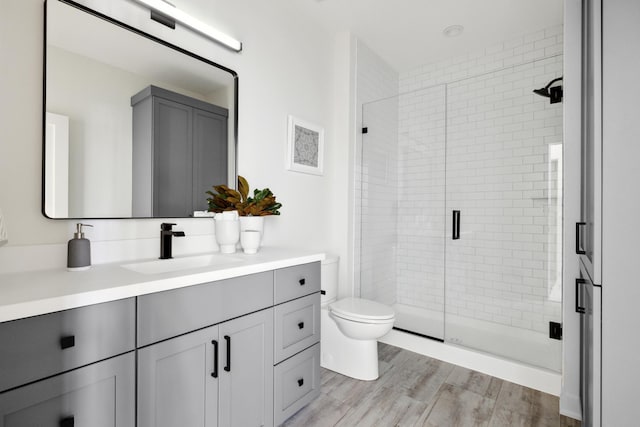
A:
533,88,550,97
533,77,563,104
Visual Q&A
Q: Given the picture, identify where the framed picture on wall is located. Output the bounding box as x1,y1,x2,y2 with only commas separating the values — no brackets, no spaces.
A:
286,115,324,175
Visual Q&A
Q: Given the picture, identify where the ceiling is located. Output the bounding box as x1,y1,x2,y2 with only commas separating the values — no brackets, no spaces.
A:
292,0,564,72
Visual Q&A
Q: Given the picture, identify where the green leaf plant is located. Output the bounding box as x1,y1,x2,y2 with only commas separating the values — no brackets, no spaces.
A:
206,176,282,216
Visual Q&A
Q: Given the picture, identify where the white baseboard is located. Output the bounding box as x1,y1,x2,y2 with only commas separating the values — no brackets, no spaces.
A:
559,390,582,420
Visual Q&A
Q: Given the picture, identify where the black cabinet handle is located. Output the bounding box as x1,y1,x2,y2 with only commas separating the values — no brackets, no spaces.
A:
576,222,586,254
60,336,75,350
60,416,74,427
211,340,219,378
452,210,460,240
224,335,231,372
297,378,304,387
298,322,304,329
575,278,587,314
299,278,306,286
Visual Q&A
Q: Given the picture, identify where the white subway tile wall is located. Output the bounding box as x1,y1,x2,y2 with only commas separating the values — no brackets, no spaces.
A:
396,84,447,325
443,57,563,335
356,24,563,338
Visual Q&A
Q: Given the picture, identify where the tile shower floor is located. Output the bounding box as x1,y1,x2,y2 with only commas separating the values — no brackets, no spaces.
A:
283,343,580,427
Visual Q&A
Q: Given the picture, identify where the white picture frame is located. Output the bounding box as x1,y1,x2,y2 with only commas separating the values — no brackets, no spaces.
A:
286,115,324,175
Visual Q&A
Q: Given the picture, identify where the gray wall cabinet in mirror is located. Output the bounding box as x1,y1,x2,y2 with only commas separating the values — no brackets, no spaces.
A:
131,86,228,217
43,0,238,219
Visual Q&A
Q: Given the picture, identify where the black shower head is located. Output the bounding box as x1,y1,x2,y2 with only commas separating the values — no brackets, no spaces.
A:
533,88,550,97
533,76,563,103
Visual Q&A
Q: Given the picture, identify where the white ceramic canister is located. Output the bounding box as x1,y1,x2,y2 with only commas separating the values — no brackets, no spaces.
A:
214,211,240,253
239,216,265,247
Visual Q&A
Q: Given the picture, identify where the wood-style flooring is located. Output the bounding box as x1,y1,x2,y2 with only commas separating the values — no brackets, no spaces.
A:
283,343,581,427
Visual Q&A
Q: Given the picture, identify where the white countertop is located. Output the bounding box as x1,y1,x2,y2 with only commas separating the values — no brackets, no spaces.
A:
0,247,325,323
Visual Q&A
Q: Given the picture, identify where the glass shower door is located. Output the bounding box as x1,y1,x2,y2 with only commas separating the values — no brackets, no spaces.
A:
444,59,563,371
360,85,447,340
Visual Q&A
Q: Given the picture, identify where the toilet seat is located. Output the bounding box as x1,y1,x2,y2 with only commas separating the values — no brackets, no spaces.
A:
329,297,395,323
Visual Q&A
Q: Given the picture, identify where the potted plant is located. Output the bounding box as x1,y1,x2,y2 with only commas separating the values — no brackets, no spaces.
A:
206,176,282,215
206,176,282,246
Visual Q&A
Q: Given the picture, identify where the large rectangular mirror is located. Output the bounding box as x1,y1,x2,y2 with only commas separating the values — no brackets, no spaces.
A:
44,0,237,219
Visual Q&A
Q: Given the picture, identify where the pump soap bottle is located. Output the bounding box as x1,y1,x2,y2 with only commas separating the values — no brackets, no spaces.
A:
67,223,93,271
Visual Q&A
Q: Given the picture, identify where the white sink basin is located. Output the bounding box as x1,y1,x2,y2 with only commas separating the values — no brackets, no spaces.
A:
122,254,243,275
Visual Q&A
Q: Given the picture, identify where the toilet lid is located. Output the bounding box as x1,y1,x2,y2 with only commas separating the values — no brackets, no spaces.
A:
329,297,395,321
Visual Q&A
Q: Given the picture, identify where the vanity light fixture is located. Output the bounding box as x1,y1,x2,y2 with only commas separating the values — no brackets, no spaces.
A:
133,0,243,52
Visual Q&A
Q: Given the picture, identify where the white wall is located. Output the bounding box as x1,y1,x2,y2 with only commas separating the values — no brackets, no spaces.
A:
0,0,349,283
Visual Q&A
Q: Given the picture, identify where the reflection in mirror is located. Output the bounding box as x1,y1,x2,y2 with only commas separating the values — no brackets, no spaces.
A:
44,0,237,219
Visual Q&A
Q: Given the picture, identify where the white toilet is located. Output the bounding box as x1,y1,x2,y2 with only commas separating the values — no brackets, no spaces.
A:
320,255,395,380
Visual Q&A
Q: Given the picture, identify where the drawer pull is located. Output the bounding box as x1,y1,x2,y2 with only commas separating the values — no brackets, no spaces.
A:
60,336,75,350
297,378,304,387
299,278,306,286
211,340,219,378
224,335,231,372
298,322,304,330
60,416,74,427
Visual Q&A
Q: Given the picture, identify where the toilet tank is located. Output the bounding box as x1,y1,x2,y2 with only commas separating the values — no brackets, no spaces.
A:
321,255,339,305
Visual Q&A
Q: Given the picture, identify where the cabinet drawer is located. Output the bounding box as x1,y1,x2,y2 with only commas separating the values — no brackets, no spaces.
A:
0,298,135,393
137,271,273,347
274,343,320,426
0,351,135,427
274,262,320,305
274,293,320,363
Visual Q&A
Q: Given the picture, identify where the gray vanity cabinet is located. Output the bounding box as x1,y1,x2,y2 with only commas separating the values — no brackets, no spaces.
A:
273,263,321,426
131,85,228,217
0,352,135,427
137,324,219,427
138,308,274,427
218,309,274,427
0,298,136,427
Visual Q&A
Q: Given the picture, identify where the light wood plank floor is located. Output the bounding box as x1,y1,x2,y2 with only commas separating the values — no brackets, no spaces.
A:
283,343,581,427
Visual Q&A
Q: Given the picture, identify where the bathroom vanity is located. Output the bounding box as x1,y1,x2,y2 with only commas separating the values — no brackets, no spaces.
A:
0,249,323,427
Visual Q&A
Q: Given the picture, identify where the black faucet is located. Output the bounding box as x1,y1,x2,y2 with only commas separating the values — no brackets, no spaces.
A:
160,223,185,259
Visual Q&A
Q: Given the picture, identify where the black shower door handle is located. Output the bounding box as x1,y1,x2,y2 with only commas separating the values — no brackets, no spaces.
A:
452,210,461,240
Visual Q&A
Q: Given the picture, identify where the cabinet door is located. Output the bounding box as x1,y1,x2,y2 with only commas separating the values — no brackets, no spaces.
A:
0,352,135,427
601,0,640,424
138,325,219,427
192,108,228,213
219,309,274,427
153,97,193,217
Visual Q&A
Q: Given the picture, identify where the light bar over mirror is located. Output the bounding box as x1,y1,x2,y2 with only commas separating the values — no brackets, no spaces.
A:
132,0,243,52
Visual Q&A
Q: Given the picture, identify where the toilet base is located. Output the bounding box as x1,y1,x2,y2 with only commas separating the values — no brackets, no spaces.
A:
320,308,380,381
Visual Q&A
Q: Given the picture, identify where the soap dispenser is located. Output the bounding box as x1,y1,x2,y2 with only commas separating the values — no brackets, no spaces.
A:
67,223,93,271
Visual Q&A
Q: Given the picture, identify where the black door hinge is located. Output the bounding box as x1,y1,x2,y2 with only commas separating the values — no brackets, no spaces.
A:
549,321,562,340
362,127,368,134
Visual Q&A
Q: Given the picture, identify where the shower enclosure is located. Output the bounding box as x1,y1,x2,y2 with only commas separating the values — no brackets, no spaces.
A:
358,57,563,371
